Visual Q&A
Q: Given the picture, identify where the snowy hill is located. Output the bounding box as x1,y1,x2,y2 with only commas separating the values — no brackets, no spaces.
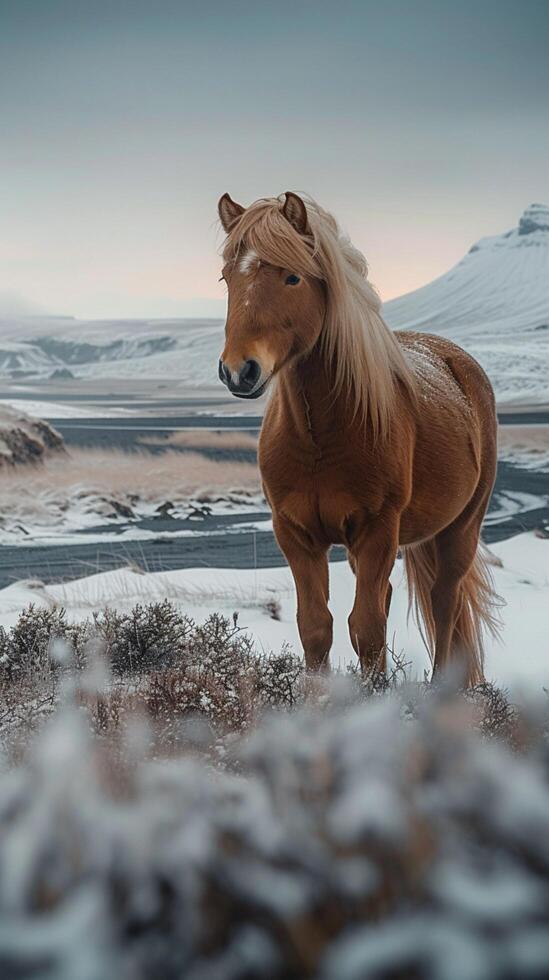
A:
383,203,549,404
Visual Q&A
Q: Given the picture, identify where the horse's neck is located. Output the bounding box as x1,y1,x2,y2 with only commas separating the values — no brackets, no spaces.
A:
275,344,351,445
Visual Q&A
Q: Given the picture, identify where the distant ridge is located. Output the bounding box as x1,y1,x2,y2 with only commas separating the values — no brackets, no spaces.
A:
383,205,549,404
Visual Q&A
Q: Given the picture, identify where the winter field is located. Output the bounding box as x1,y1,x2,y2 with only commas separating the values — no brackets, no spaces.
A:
0,205,548,978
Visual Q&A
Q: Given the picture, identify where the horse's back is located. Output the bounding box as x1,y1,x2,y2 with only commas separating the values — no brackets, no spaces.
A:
397,330,497,451
397,330,496,416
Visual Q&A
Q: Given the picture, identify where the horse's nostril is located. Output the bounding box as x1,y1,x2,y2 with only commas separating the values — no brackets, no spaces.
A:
219,360,231,384
240,359,261,389
220,358,262,395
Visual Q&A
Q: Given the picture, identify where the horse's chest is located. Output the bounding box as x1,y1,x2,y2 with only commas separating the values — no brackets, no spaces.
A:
260,448,385,544
271,485,364,544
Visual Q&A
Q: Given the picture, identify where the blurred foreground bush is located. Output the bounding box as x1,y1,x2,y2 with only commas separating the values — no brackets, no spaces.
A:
1,604,549,977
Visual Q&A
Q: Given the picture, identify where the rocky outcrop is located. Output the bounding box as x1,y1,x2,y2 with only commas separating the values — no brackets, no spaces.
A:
518,203,549,236
0,406,64,467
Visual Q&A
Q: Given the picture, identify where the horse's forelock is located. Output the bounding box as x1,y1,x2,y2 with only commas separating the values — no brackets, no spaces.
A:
222,198,319,278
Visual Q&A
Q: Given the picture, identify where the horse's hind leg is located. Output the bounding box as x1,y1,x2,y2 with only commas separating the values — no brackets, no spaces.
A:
430,538,473,679
431,490,493,686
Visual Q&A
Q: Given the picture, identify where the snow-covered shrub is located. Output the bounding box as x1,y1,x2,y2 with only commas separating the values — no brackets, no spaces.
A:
4,605,82,677
0,605,305,741
91,600,195,674
2,679,549,978
0,603,240,679
104,620,305,736
255,644,304,707
190,612,258,680
464,681,520,746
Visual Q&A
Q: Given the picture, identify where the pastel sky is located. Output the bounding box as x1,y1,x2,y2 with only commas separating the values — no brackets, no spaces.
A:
1,0,548,319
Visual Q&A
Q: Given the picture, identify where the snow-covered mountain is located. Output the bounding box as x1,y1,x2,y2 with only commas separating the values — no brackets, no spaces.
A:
0,317,224,385
1,205,547,403
383,203,549,404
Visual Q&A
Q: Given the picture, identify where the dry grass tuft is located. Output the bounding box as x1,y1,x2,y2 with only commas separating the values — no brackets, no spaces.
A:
139,429,259,452
0,446,260,501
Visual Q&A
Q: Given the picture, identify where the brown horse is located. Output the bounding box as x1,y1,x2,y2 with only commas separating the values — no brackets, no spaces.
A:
217,191,500,685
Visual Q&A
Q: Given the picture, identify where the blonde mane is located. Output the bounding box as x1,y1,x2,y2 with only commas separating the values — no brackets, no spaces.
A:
221,195,416,440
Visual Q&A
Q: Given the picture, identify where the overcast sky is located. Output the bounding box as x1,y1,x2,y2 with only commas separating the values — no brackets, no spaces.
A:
1,0,548,319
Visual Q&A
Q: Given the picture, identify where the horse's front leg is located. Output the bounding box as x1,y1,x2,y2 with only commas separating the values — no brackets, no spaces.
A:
273,515,332,670
347,514,399,674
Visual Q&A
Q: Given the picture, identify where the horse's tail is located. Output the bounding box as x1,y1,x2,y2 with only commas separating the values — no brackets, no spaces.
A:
452,543,502,684
403,540,437,661
404,540,501,686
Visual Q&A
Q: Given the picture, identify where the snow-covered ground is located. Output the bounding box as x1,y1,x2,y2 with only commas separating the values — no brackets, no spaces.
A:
0,444,262,545
0,499,269,547
0,532,546,692
0,398,131,419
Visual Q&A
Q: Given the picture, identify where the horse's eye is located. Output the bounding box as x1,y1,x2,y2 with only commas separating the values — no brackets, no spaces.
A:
285,274,300,285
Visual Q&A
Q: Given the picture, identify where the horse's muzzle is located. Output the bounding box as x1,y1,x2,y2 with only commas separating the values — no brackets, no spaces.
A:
218,358,267,398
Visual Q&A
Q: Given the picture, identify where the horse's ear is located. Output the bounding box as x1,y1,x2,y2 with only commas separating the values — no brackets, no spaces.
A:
218,193,245,233
282,192,309,235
